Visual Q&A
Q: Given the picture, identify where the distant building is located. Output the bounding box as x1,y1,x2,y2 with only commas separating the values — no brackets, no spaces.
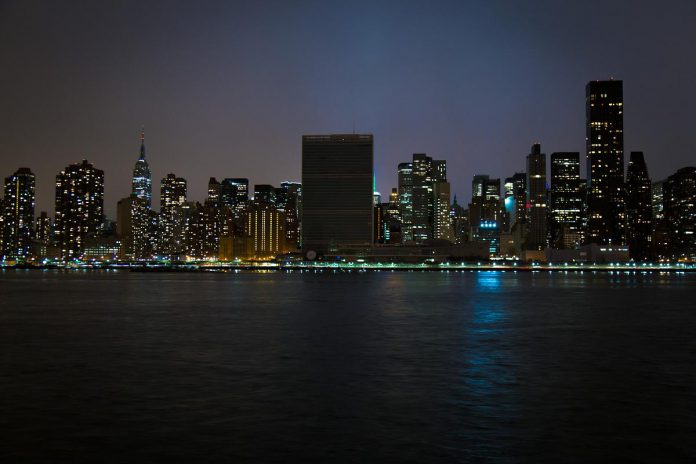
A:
278,181,302,250
160,173,188,257
34,211,52,244
55,160,104,260
186,201,220,260
409,154,447,242
504,172,526,232
397,162,414,242
382,188,402,244
549,152,584,249
117,195,150,260
246,202,287,258
526,143,547,250
469,175,502,254
433,180,453,242
662,167,696,260
625,152,652,260
2,168,35,260
301,134,373,256
131,130,152,209
586,79,625,245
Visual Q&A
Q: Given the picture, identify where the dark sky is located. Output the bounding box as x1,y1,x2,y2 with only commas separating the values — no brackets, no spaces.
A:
2,0,695,218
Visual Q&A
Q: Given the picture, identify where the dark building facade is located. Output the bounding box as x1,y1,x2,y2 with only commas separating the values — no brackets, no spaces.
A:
301,134,373,255
662,167,696,260
586,80,625,245
160,173,188,257
625,152,652,260
526,144,547,250
550,152,584,249
397,162,414,242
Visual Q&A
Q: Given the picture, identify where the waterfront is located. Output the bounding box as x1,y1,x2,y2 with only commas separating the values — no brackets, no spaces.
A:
2,270,695,462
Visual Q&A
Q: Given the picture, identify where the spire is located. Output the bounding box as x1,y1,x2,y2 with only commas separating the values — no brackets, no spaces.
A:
139,127,146,160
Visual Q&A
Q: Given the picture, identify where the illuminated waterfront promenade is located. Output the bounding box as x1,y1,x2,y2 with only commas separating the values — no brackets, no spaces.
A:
3,260,695,273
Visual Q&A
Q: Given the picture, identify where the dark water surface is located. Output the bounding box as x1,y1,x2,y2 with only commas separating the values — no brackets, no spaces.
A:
1,270,695,463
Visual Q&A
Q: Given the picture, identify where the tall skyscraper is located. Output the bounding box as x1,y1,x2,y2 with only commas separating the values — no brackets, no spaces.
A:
625,152,653,260
301,134,373,256
433,180,453,242
504,173,527,232
278,181,302,250
131,129,152,209
55,160,104,259
1,168,35,259
662,167,696,260
409,153,448,242
160,173,188,257
586,80,625,245
117,195,151,260
397,162,414,242
526,144,547,250
220,178,249,218
549,152,584,248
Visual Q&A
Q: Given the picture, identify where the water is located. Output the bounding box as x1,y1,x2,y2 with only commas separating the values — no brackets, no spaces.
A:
1,270,695,463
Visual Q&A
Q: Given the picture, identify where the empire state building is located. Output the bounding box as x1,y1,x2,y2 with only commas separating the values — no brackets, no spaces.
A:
132,129,152,209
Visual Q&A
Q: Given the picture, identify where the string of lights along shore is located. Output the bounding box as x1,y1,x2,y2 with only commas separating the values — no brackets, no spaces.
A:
1,79,695,265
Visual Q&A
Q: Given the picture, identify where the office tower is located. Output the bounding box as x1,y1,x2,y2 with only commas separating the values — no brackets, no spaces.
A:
549,152,584,249
159,174,187,257
651,180,664,222
220,178,249,216
450,195,469,244
504,173,527,231
433,180,453,242
207,177,221,205
253,184,276,205
468,175,502,254
397,162,414,242
586,80,625,245
625,152,653,260
1,168,35,259
373,203,384,243
277,182,302,250
400,153,448,243
132,130,152,209
55,160,104,259
382,188,402,244
525,144,547,249
117,195,150,260
34,211,52,243
662,167,696,260
301,134,373,255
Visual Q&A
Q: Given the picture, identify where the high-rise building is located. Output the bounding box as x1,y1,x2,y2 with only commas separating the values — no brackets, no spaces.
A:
221,178,249,217
504,173,527,231
34,211,52,244
245,202,287,258
253,184,276,205
662,167,696,260
301,134,373,256
117,194,151,260
586,80,625,245
159,174,187,257
450,195,469,244
278,181,302,250
651,180,665,222
382,188,402,244
55,160,104,259
526,144,547,250
409,153,447,242
397,162,414,242
549,152,584,249
469,175,503,254
433,180,453,242
625,152,653,260
2,168,35,259
131,130,152,209
186,201,220,260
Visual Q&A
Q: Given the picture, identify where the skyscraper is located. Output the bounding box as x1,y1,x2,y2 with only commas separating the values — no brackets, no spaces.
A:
504,172,527,232
550,152,584,248
301,134,373,256
586,80,625,245
526,144,547,250
625,152,653,260
220,178,249,218
117,195,151,260
160,173,188,257
409,154,448,242
397,162,414,242
55,160,104,259
131,129,152,209
662,167,696,260
278,181,302,250
1,168,35,259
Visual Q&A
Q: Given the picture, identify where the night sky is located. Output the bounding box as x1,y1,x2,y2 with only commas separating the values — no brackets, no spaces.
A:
2,0,695,218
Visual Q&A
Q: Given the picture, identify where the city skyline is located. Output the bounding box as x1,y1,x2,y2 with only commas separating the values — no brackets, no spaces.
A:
2,0,696,217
